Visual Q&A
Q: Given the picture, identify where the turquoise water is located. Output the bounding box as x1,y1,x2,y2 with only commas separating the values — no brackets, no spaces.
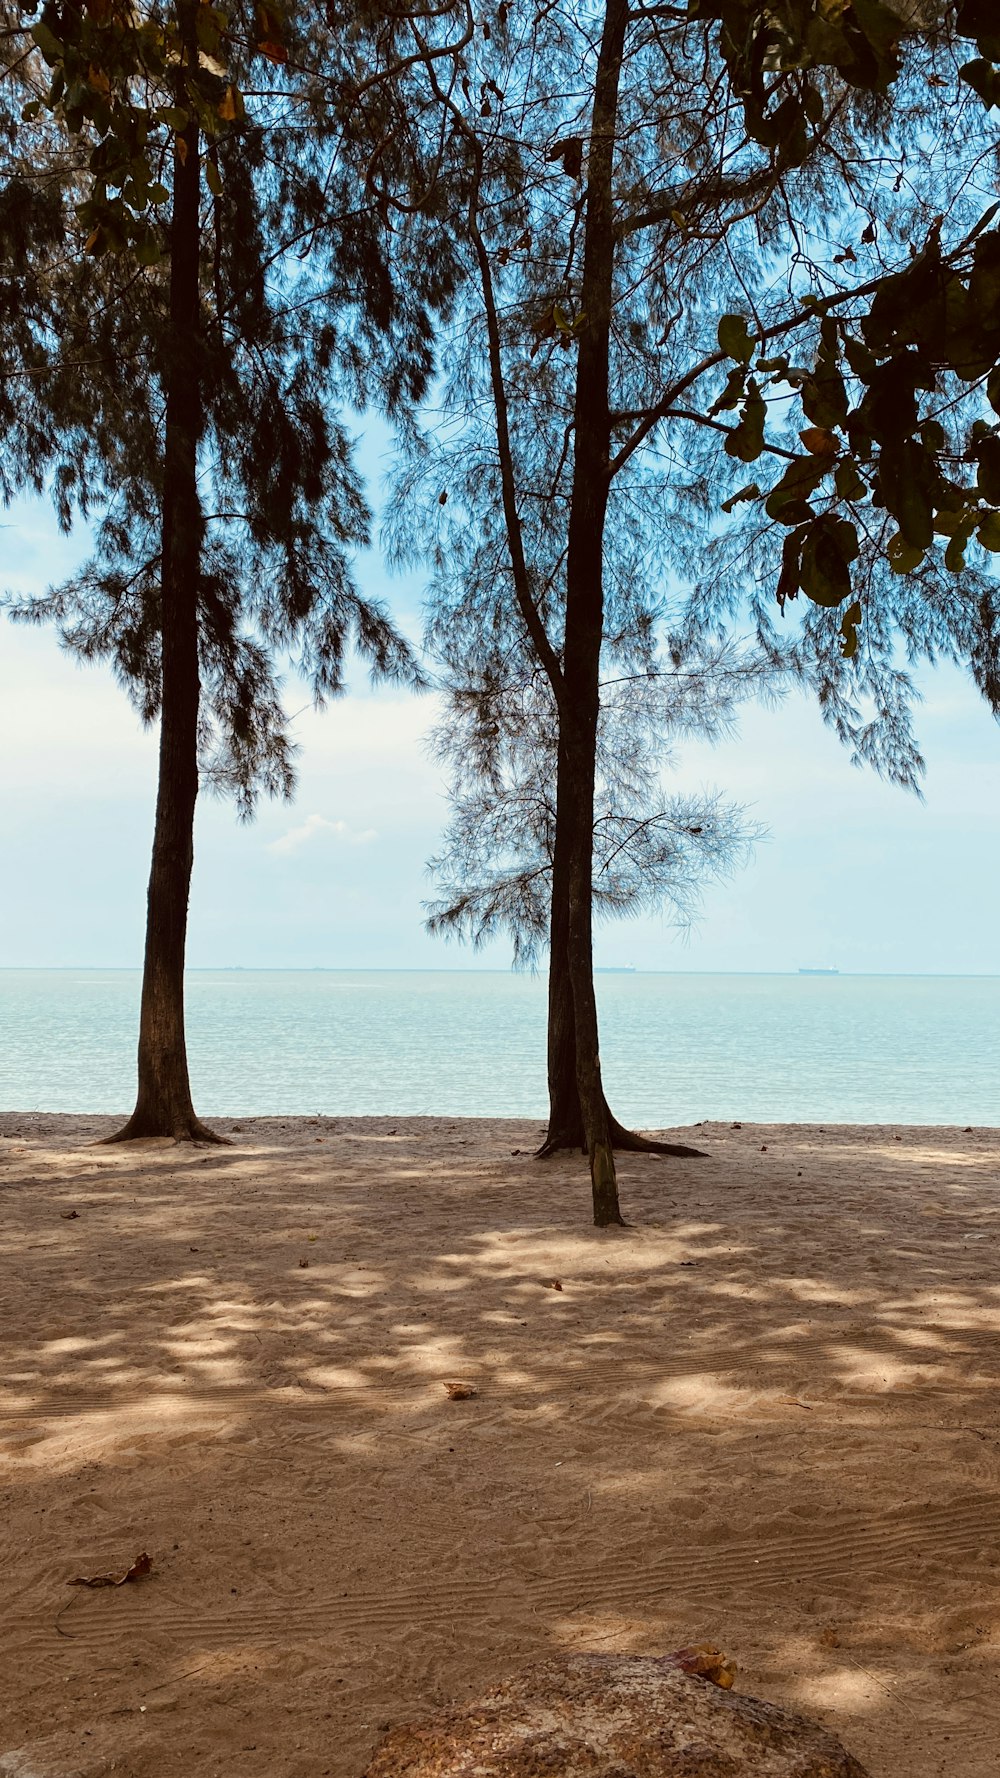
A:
1,969,997,1125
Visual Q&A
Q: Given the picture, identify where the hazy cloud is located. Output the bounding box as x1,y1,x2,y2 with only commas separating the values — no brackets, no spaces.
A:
267,814,377,856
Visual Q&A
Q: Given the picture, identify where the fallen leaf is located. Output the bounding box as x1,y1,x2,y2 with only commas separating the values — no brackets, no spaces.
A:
760,1144,768,1152
779,1396,813,1410
543,1278,563,1291
298,1258,309,1268
443,1381,477,1400
668,1644,736,1688
71,1551,152,1589
60,1210,79,1220
819,1626,841,1648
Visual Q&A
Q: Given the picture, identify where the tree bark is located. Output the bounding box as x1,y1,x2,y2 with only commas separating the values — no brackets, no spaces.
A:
539,725,586,1150
538,930,707,1159
105,15,220,1145
555,0,631,1224
539,1,707,1207
537,760,707,1159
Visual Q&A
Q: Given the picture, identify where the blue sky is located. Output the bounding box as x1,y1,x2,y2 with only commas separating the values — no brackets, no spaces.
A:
3,476,1000,975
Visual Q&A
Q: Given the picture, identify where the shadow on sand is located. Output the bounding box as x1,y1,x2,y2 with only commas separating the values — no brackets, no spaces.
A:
1,1114,999,1778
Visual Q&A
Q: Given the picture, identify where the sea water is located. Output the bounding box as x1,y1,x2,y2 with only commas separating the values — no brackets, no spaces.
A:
1,969,997,1126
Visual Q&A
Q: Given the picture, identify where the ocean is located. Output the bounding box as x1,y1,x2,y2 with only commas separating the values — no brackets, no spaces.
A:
1,968,997,1126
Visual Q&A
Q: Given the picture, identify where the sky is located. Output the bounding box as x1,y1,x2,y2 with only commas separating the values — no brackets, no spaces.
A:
3,470,1000,976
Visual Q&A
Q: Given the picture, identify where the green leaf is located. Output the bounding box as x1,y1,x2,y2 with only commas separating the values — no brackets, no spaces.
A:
801,330,849,430
945,526,974,573
977,510,1000,550
960,58,1000,108
724,381,766,462
30,21,62,63
879,440,937,550
957,0,1000,58
800,515,856,607
887,531,926,574
205,159,223,198
718,314,754,364
834,458,867,501
711,364,747,415
765,453,828,524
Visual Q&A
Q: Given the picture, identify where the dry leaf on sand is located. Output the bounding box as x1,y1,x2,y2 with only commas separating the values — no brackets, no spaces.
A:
443,1381,478,1400
667,1644,737,1689
70,1551,152,1589
543,1278,563,1291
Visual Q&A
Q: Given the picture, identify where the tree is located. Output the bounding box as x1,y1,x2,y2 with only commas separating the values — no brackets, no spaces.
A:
681,1,1000,720
384,0,1000,1222
0,4,149,532
426,639,769,971
5,0,452,1139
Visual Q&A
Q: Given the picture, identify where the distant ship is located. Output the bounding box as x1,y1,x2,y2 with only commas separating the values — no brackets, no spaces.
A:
798,966,839,975
595,964,636,974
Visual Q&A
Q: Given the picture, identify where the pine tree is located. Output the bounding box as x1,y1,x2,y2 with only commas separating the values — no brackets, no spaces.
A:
382,0,1000,1220
5,1,456,1139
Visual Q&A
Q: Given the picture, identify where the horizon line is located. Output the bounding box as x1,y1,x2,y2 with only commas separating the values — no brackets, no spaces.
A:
2,966,999,980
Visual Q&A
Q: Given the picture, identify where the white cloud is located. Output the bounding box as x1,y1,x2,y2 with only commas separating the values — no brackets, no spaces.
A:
266,814,377,856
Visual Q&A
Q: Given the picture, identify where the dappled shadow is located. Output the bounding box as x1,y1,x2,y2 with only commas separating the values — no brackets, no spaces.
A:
1,1114,999,1778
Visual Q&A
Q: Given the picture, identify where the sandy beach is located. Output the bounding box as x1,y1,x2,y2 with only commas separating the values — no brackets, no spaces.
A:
1,1115,998,1778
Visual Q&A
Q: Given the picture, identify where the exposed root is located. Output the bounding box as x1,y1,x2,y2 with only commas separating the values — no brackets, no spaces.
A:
605,1112,707,1160
537,1107,707,1161
99,1113,230,1146
535,1129,586,1159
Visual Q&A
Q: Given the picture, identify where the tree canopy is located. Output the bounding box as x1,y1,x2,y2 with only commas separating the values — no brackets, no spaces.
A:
2,0,998,1212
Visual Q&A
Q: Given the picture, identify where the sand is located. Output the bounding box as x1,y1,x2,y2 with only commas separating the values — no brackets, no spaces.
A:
1,1115,998,1778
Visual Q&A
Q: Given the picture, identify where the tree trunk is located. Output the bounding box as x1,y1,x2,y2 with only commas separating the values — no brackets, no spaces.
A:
538,927,707,1159
105,20,219,1145
538,0,708,1210
540,726,586,1151
554,0,631,1224
537,778,707,1160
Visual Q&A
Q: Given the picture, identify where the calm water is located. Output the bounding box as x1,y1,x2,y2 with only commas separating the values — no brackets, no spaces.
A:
1,969,997,1126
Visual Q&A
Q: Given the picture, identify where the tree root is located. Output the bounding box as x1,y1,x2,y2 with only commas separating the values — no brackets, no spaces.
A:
605,1110,707,1159
99,1113,230,1145
536,1107,707,1161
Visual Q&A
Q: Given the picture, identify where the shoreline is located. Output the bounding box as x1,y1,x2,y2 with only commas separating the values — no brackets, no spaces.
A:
2,1118,998,1778
2,1111,998,1135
